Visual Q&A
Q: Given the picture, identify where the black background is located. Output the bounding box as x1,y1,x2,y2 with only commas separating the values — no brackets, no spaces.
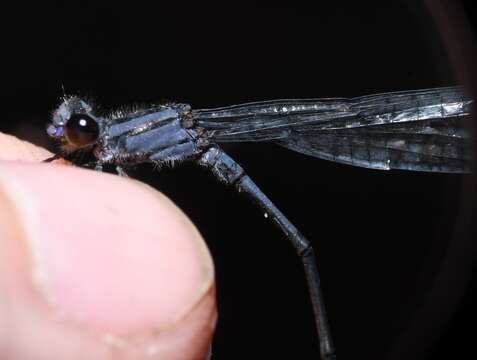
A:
2,1,476,359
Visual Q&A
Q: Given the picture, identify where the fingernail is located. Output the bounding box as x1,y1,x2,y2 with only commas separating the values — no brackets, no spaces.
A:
0,161,214,336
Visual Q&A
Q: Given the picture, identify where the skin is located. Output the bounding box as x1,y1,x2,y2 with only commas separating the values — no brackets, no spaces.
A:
0,132,216,360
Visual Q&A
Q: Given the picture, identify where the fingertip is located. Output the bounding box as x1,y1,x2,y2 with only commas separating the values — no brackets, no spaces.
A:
0,132,54,162
0,134,216,359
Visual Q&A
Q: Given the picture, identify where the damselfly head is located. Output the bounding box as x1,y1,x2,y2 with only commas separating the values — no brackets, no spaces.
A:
47,97,100,153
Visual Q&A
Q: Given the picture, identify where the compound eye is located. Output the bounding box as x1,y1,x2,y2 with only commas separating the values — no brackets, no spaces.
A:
64,114,99,148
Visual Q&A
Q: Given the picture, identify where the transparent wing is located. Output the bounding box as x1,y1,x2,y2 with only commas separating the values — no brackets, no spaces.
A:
276,117,469,172
194,86,473,172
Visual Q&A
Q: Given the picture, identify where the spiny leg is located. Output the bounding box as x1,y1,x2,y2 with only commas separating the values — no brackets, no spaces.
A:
115,166,129,177
42,154,62,163
47,157,127,177
43,154,104,173
198,147,335,360
82,163,127,177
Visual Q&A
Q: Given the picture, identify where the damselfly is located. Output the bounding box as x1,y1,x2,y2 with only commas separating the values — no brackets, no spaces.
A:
45,86,473,360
